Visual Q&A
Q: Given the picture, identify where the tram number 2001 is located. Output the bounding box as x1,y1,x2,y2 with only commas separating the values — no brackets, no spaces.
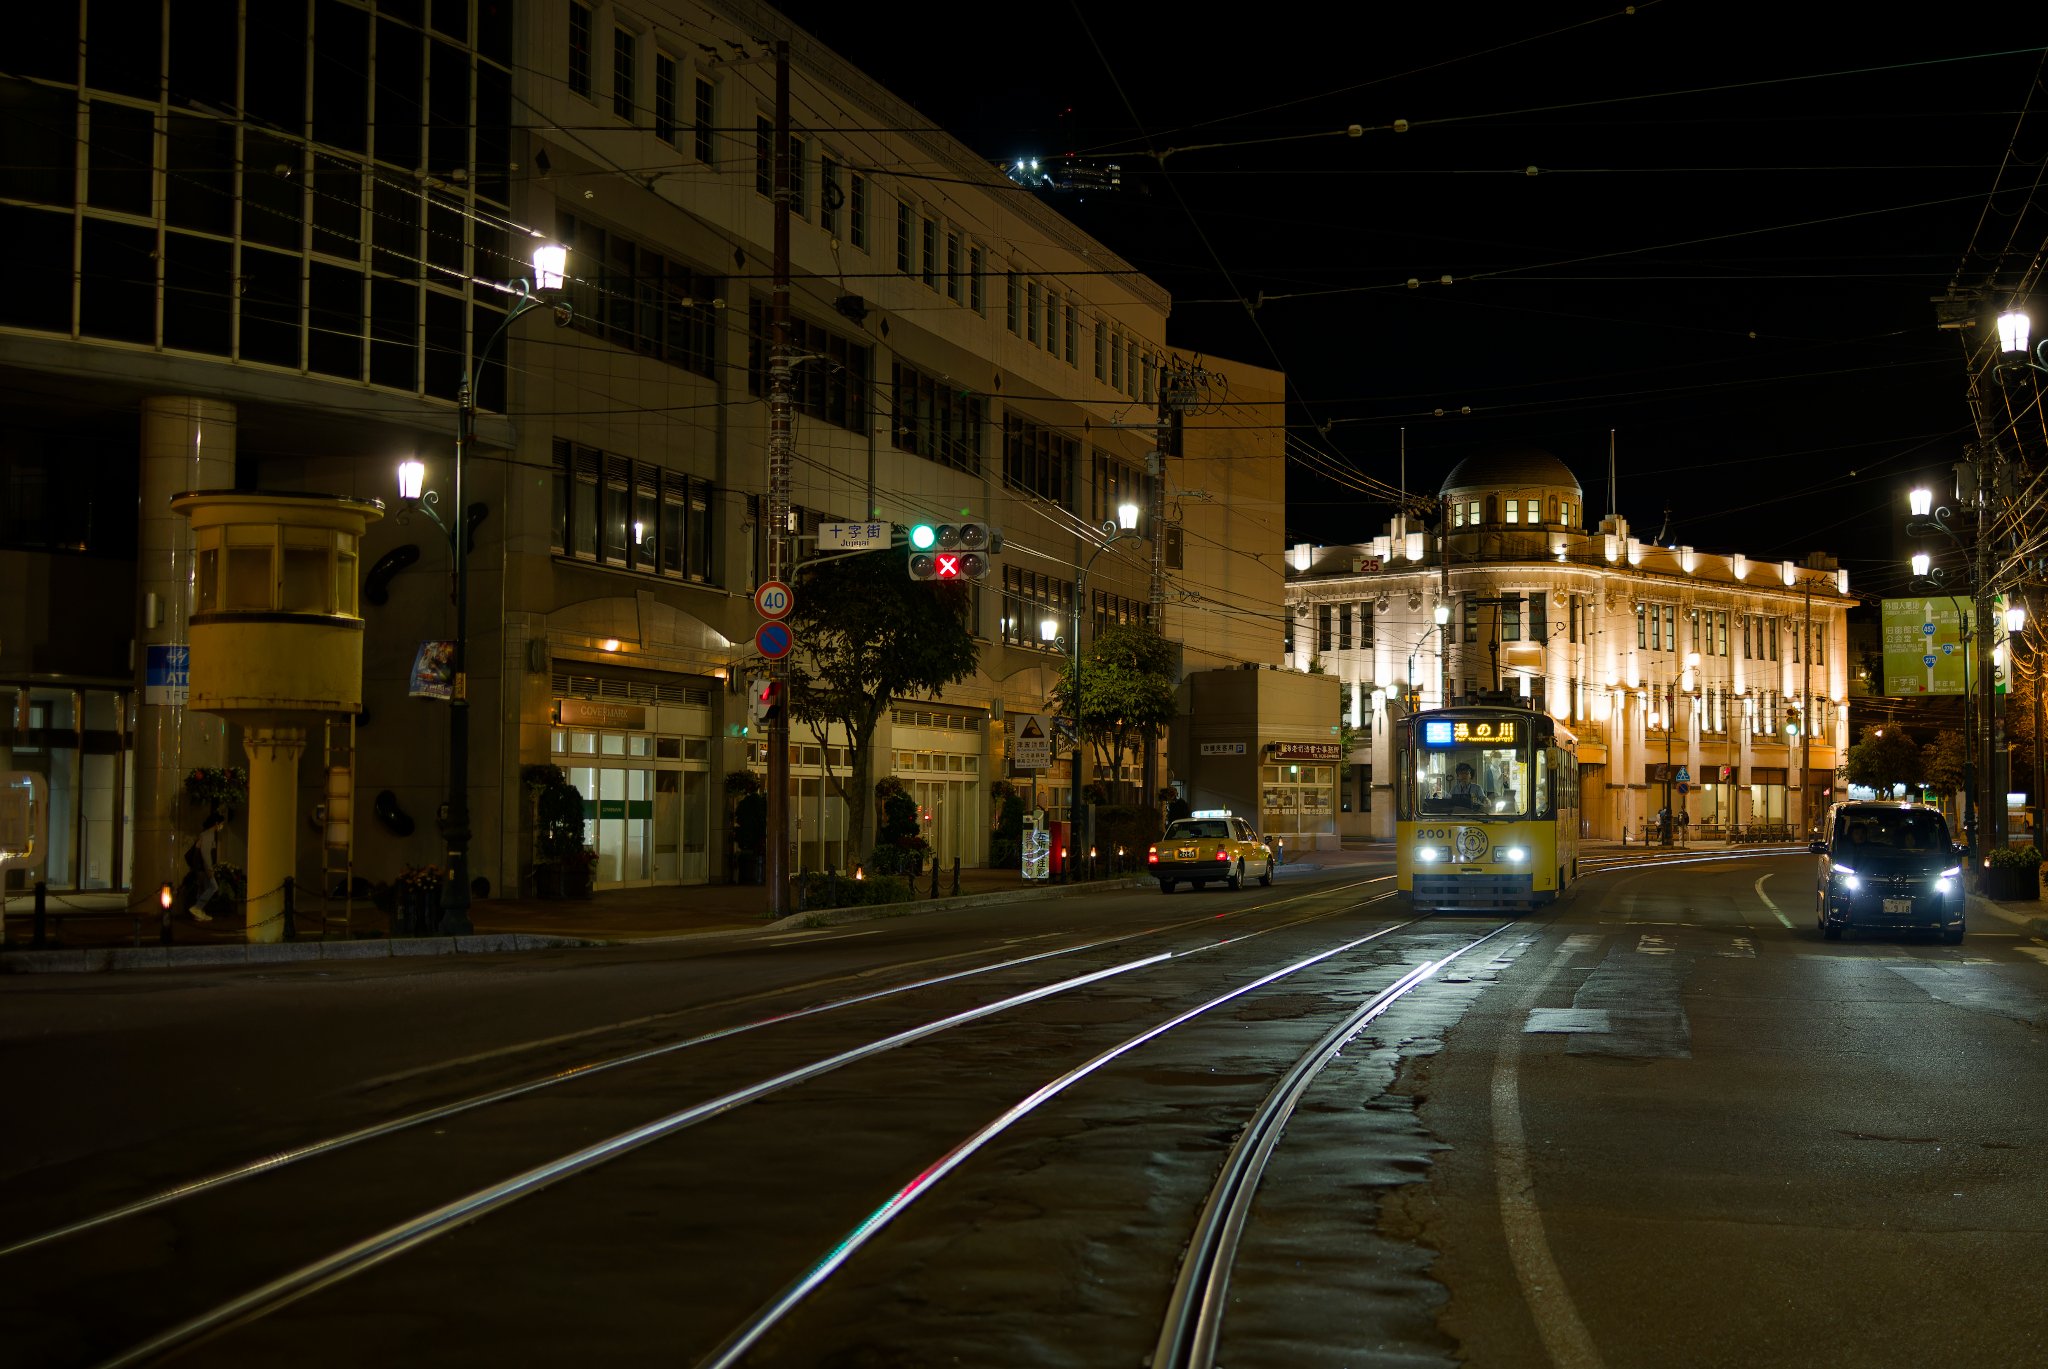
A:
1414,828,1453,839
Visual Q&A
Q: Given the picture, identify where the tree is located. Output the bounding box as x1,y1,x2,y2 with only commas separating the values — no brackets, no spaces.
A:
1843,725,1923,797
1922,728,1968,796
785,550,980,857
1051,623,1177,802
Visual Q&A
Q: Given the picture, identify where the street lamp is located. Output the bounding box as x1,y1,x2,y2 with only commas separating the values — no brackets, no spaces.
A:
396,239,571,935
1405,602,1452,711
1905,484,1982,860
1062,501,1143,878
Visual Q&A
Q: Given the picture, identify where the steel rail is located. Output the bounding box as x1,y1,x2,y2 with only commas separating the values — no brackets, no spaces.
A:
1152,921,1518,1369
0,872,1384,1264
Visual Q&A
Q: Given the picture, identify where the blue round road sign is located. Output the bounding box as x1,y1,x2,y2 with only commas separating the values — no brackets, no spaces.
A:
756,621,794,660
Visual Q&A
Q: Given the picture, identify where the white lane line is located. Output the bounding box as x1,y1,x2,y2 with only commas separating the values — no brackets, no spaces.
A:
1492,943,1606,1369
1754,873,1794,928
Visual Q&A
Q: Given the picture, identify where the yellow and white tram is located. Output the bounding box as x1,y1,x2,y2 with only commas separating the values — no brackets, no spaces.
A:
1394,705,1579,912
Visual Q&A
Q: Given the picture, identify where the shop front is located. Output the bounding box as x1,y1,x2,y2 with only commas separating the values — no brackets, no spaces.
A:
891,704,989,870
3,684,133,893
549,694,714,888
1172,668,1344,853
1262,742,1341,853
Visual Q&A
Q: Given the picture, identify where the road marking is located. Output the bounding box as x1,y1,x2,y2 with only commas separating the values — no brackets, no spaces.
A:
1492,943,1607,1369
1754,873,1794,928
2019,946,2048,969
1636,933,1675,956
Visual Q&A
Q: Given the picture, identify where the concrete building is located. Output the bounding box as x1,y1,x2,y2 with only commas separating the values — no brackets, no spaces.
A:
1285,449,1852,842
0,0,1284,901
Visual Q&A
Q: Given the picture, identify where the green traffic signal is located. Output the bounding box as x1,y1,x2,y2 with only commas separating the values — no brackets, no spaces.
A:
909,523,937,551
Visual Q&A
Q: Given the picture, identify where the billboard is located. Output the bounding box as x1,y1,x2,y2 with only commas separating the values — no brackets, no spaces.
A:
1881,598,1974,695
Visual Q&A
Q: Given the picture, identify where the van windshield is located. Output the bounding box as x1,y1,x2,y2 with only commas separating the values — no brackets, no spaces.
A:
1834,809,1951,855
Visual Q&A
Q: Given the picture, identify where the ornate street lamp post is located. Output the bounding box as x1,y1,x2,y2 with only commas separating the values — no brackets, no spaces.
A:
397,241,570,935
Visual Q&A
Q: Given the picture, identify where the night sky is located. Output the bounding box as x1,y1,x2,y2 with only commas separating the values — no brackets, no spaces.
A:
782,3,2047,588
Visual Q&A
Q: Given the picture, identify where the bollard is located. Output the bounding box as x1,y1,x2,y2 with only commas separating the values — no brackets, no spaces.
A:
951,856,961,898
929,858,940,899
282,877,297,942
33,880,48,949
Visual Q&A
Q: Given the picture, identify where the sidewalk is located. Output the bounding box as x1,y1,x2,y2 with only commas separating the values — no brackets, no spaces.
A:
2,847,1380,970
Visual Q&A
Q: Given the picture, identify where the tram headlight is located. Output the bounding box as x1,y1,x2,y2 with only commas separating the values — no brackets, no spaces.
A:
1416,847,1440,863
1502,847,1527,862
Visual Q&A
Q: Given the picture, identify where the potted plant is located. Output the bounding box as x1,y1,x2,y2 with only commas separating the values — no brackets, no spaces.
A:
1984,844,2041,900
185,766,248,813
393,863,445,934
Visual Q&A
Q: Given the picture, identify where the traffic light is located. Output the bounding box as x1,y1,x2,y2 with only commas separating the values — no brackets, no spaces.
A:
746,675,779,731
907,521,1001,580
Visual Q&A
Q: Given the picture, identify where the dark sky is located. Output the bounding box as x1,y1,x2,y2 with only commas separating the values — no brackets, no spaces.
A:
781,3,2047,582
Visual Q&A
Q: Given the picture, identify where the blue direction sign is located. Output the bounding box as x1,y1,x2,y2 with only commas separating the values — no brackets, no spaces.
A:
755,621,794,660
144,644,189,706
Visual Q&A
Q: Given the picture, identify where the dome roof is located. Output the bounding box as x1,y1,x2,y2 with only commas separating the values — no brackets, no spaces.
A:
1439,448,1582,495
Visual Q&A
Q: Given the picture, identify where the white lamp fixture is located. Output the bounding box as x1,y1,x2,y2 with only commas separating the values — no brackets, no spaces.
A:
1433,602,1450,626
1996,310,2031,357
532,241,568,291
1911,552,1931,577
1039,616,1058,643
397,458,426,502
1115,501,1139,532
2007,605,2026,633
1908,487,1934,517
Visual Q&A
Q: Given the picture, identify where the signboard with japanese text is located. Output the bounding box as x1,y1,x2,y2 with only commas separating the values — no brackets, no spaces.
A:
1881,597,1972,696
1199,741,1248,756
144,644,189,706
819,521,891,551
1268,741,1344,762
1011,713,1052,770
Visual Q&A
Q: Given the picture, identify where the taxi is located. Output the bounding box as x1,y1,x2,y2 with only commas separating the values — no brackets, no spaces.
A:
1148,810,1276,893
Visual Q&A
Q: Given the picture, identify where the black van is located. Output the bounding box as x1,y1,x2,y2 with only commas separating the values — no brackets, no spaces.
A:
1810,801,1965,943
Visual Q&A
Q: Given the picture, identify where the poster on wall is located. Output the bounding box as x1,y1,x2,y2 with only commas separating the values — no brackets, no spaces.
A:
409,640,456,699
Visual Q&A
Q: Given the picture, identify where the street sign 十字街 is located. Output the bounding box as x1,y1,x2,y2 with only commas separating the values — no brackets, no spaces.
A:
819,521,890,551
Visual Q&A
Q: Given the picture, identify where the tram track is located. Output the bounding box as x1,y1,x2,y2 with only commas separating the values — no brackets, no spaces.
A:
4,875,1398,1365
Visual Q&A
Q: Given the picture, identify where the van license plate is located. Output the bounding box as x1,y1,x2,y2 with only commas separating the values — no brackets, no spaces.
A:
1882,898,1913,914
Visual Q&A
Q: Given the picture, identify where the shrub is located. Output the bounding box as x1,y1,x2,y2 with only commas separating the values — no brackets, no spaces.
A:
858,874,915,906
734,791,768,856
725,769,763,799
535,779,587,863
988,835,1021,869
1987,844,2041,868
1094,803,1163,858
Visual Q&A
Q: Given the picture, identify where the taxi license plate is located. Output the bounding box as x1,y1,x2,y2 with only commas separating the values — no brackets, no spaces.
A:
1882,897,1913,914
1177,847,1196,859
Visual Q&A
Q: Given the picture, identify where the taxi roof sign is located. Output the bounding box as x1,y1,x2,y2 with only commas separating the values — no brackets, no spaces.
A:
1190,809,1233,819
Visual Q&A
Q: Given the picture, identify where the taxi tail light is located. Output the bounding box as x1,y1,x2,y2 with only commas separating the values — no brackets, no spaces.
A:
1146,848,1159,865
1215,848,1231,862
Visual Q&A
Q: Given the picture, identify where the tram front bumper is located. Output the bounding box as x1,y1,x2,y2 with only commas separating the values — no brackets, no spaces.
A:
1412,871,1542,911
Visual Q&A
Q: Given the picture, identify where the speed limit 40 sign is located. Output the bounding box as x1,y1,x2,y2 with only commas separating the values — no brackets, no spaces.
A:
753,580,794,620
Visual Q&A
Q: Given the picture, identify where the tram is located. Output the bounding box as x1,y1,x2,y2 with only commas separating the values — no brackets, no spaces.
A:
1393,704,1580,912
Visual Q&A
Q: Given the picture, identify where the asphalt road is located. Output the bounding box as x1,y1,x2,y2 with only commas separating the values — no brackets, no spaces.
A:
3,852,2043,1367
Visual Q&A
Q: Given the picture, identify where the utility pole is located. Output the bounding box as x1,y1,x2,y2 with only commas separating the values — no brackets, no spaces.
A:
1974,444,2003,856
765,40,793,916
1800,568,1813,837
1142,363,1181,811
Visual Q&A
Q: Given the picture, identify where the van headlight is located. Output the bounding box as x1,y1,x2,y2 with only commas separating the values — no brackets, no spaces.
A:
1836,872,1860,892
1935,875,1953,896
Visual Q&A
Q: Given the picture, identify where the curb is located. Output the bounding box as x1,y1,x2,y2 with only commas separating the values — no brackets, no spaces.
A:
763,875,1152,932
0,931,601,975
1965,893,2048,938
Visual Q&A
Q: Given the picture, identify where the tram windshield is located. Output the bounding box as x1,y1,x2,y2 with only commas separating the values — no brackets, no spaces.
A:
1402,716,1532,818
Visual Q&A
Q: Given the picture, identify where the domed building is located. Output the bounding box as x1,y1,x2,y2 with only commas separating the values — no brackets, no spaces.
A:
1284,448,1852,844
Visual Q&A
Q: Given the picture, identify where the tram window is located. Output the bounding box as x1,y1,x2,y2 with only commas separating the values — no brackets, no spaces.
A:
1414,745,1527,816
1534,749,1551,817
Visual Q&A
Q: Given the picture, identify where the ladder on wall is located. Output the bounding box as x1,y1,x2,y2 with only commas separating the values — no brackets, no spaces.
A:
319,715,356,940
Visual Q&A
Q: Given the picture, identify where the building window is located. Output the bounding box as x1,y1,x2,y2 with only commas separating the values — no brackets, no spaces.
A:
552,439,717,582
1110,333,1122,390
1502,594,1521,641
558,213,720,379
1505,499,1519,525
754,116,773,197
1453,502,1465,528
1468,499,1481,525
1091,451,1143,526
1530,592,1547,641
1026,281,1040,343
945,231,961,301
653,53,677,144
1665,604,1677,652
1064,304,1076,364
1359,602,1375,647
1639,603,1649,650
892,361,985,475
896,199,913,274
1336,605,1352,651
786,136,807,217
612,28,636,122
1526,498,1540,524
692,77,714,162
568,3,593,99
1005,273,1019,332
1000,565,1074,649
1044,290,1057,353
1001,415,1077,509
848,173,867,249
1094,322,1106,379
1569,596,1580,642
1464,598,1479,644
820,156,840,234
968,246,984,312
1717,610,1729,657
921,216,938,288
1317,604,1334,652
745,296,871,431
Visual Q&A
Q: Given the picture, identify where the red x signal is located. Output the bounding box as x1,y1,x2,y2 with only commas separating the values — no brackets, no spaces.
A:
934,552,962,579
